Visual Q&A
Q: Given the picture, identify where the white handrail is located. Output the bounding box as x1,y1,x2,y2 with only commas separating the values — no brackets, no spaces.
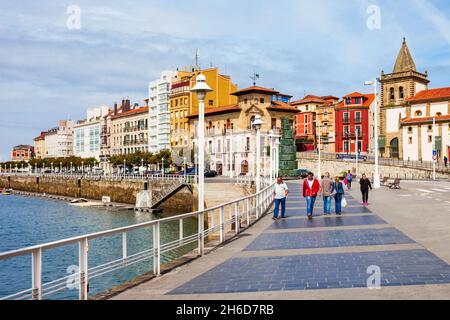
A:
0,181,276,300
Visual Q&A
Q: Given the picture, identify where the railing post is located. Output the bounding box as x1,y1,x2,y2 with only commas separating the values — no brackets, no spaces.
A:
246,198,251,226
78,238,89,300
234,202,240,234
31,248,42,300
219,206,225,243
198,212,205,256
155,222,161,276
179,218,183,245
122,232,127,266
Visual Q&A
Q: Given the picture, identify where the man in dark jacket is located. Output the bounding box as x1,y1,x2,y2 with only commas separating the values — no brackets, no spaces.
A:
359,174,372,206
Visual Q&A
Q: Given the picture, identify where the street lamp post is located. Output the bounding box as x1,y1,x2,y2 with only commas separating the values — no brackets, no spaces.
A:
365,80,381,188
275,139,280,177
183,156,187,180
268,130,275,181
191,74,212,211
228,129,233,179
123,159,126,176
355,127,359,178
317,125,322,179
162,158,165,175
252,115,264,193
433,116,436,181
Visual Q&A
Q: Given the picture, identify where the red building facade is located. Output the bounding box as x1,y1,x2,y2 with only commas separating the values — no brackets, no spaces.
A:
11,145,34,162
335,92,374,154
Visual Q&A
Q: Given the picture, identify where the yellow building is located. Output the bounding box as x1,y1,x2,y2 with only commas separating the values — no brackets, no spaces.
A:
187,85,298,176
33,132,46,159
169,68,238,150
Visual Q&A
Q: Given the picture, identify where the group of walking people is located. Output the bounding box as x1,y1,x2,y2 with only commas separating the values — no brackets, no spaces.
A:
273,171,373,220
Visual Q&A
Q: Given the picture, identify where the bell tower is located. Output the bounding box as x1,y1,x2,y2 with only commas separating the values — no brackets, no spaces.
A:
379,38,429,158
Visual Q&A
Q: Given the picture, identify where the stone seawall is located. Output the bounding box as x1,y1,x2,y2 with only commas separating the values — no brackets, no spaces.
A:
297,159,449,180
0,175,194,211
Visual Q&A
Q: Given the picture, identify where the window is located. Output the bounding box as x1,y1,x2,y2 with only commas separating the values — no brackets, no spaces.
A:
414,110,422,117
409,137,413,144
408,127,412,133
244,98,248,104
246,137,251,151
355,125,362,137
344,125,349,135
271,118,277,129
390,88,395,101
305,106,309,111
354,98,362,105
355,112,362,123
436,112,442,117
208,141,212,153
357,141,362,153
399,87,404,99
344,141,349,152
428,136,432,143
260,97,265,104
217,140,221,153
209,100,214,106
343,112,350,123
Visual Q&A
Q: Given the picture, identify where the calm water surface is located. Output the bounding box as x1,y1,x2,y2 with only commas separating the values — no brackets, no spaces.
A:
0,194,197,299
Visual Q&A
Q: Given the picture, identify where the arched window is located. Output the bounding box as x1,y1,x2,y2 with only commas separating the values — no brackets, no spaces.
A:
390,88,395,101
436,112,442,117
414,110,423,117
399,87,404,99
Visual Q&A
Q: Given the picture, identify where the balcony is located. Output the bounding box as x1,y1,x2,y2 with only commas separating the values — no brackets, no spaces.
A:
123,126,148,133
123,139,149,146
342,132,363,139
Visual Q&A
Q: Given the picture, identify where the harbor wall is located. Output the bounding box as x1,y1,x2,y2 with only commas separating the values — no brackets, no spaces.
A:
0,175,194,211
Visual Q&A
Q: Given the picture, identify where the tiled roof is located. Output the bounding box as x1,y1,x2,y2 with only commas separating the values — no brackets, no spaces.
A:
336,93,375,109
406,87,450,103
187,105,241,119
231,86,279,96
268,101,300,113
291,95,329,105
401,115,450,124
111,107,149,119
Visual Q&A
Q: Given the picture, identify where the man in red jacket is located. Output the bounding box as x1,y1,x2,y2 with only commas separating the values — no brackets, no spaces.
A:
303,172,321,219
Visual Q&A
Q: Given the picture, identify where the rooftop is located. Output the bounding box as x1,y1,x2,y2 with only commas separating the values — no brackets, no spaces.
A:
406,87,450,103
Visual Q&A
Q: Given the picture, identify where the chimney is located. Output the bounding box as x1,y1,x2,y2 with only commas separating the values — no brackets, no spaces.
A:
114,103,118,115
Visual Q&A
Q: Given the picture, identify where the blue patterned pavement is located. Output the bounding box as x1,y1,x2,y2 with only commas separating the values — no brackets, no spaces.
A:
245,228,415,251
167,181,450,296
268,215,387,230
169,250,450,294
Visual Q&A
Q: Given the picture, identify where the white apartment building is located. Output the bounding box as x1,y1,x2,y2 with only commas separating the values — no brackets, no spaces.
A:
73,106,109,160
44,120,74,158
148,70,177,153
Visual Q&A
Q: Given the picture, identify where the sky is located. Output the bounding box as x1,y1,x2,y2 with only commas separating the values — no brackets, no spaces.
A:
1,0,450,161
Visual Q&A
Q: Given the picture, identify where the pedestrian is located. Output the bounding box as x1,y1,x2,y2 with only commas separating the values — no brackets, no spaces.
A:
359,174,372,206
320,172,333,215
303,172,320,220
346,170,353,190
273,176,289,221
332,176,345,215
444,155,448,167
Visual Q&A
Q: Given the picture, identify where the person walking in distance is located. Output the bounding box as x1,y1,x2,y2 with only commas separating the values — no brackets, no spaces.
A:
303,172,320,220
273,177,289,221
346,170,353,190
444,155,448,167
359,174,372,206
320,172,333,215
332,176,345,215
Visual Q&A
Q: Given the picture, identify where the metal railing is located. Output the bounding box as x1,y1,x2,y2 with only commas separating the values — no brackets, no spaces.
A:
0,181,276,300
298,152,450,173
0,173,193,182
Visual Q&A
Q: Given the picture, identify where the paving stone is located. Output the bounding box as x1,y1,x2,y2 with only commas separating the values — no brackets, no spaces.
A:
244,228,415,251
268,215,387,230
168,250,450,295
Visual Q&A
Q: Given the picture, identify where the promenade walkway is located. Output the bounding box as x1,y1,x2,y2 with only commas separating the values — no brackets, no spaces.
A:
113,181,450,300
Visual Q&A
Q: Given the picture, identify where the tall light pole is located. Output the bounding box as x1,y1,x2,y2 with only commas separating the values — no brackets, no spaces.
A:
162,157,165,175
268,130,275,181
365,80,381,188
355,127,359,178
228,129,233,179
432,116,436,181
317,124,322,179
123,159,126,176
191,74,212,211
274,139,280,177
183,156,187,179
252,115,264,193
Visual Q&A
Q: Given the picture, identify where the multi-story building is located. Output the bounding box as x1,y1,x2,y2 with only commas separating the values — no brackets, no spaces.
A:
44,120,74,158
110,100,149,155
315,96,340,153
73,106,109,160
335,92,375,155
169,67,238,155
291,95,327,152
148,71,177,153
401,87,450,162
379,38,430,159
11,145,34,162
33,132,46,159
187,85,298,176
